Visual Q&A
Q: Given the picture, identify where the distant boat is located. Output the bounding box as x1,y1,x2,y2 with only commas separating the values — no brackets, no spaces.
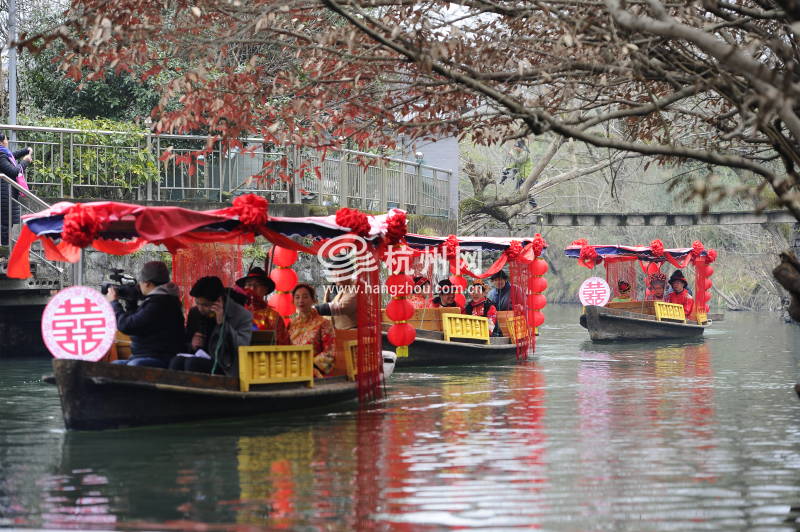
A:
580,304,708,342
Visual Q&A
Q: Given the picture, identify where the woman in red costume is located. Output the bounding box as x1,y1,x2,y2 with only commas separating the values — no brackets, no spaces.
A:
665,270,693,316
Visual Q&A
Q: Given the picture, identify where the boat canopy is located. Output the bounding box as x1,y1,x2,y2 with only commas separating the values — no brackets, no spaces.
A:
564,244,710,263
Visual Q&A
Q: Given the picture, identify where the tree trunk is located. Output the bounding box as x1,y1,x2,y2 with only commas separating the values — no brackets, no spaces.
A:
773,251,800,322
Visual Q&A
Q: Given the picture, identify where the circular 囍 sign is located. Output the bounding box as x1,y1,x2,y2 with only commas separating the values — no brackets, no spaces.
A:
578,277,612,307
41,286,117,361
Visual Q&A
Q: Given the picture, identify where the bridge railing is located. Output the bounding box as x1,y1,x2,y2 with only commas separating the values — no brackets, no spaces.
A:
0,124,453,218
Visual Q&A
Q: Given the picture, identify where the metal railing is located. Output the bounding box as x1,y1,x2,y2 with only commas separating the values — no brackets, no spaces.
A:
1,172,65,279
0,124,454,218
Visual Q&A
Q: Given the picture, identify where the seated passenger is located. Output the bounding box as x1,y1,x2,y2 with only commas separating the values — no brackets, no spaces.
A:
431,279,463,312
646,272,667,301
464,279,500,336
315,252,357,329
236,266,288,343
488,270,521,311
611,280,632,302
169,276,253,375
289,283,335,378
665,270,694,316
408,276,431,309
107,261,185,368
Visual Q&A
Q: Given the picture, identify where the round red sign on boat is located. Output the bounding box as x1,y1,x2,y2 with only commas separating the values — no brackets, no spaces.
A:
578,277,612,307
41,286,117,361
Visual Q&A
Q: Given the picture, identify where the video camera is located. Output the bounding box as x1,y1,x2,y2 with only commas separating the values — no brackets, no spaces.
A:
100,269,141,302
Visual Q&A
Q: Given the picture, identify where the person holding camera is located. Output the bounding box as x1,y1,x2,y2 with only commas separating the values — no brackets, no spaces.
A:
106,261,185,368
0,133,33,247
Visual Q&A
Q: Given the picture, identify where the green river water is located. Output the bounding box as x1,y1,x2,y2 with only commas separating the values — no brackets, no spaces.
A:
2,304,800,530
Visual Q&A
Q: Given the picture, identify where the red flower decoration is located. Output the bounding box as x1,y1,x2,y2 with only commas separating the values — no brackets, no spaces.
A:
505,240,523,260
571,238,588,246
385,210,407,245
706,249,717,264
335,207,371,237
232,193,269,227
650,239,665,257
532,233,546,257
443,234,459,259
579,244,598,263
62,203,103,248
690,240,705,258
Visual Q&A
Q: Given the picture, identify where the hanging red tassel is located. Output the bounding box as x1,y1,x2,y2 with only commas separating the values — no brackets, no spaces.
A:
62,203,103,248
335,207,371,237
232,193,269,227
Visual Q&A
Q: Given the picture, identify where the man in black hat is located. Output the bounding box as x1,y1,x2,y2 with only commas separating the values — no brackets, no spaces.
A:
106,260,185,368
235,266,287,343
665,269,694,316
488,269,516,311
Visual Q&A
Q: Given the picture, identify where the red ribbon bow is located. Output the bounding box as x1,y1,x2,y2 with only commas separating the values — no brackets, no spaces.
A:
650,239,664,257
232,194,269,227
385,211,407,245
62,203,104,248
335,207,371,237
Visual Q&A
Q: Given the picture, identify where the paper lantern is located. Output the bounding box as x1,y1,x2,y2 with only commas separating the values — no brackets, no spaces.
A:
386,298,415,321
704,278,713,290
270,291,295,317
449,275,468,291
272,246,298,267
530,311,545,327
386,274,414,297
530,293,547,310
270,267,298,292
705,266,714,277
532,259,549,276
388,322,416,346
530,276,548,293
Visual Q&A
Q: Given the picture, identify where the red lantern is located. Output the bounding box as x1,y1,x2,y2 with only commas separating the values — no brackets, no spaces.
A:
388,322,416,346
272,246,298,267
454,293,466,308
704,278,713,290
270,292,295,317
530,277,548,293
386,298,414,321
386,274,414,297
703,292,712,303
270,268,298,292
449,275,468,291
532,259,549,276
705,266,714,277
530,293,547,310
530,311,545,327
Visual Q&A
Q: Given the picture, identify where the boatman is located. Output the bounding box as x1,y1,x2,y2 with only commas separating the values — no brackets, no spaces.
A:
665,270,694,317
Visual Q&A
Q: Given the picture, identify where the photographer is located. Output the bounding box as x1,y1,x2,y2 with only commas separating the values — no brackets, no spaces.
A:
106,261,185,368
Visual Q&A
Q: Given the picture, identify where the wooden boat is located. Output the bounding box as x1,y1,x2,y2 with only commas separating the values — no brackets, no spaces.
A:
565,241,717,342
381,307,525,367
580,303,707,342
46,359,358,430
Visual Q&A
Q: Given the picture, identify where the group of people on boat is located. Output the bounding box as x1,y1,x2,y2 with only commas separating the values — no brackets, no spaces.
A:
406,269,520,336
105,259,360,379
611,269,694,315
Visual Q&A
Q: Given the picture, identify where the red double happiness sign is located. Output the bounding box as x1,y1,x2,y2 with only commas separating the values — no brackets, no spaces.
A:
41,286,117,361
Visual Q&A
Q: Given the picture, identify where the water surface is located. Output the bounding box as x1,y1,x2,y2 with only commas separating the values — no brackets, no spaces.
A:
2,305,800,530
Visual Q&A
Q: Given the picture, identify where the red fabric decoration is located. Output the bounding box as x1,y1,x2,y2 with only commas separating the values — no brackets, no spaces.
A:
650,239,664,257
388,322,416,346
62,203,104,248
232,193,269,227
578,245,599,268
385,211,407,245
571,238,588,246
706,249,717,264
505,240,523,261
690,240,705,258
532,234,546,257
442,234,459,259
335,207,371,237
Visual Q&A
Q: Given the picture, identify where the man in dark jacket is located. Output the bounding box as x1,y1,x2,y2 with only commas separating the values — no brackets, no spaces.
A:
169,276,252,375
0,133,32,246
487,270,521,311
106,261,185,368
